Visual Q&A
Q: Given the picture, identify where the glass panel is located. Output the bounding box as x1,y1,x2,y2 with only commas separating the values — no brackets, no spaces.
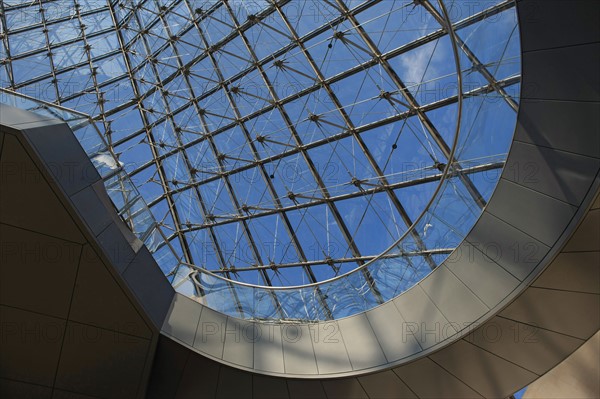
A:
0,0,520,321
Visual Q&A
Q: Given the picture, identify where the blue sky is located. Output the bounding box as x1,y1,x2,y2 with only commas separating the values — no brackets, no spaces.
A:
1,0,521,319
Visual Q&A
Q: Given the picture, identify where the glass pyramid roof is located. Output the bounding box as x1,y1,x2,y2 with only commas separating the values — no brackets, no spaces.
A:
0,0,521,320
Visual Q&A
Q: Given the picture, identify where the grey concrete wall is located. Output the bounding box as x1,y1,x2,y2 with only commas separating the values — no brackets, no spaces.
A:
1,0,598,398
0,106,174,399
151,0,600,397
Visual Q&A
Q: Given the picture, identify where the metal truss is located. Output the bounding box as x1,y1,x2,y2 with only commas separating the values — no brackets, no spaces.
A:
0,0,521,311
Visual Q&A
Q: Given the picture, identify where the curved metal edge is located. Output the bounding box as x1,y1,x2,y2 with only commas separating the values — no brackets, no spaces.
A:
157,2,600,393
151,187,598,397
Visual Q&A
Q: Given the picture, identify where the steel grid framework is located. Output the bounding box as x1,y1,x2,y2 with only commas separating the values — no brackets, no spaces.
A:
0,0,521,307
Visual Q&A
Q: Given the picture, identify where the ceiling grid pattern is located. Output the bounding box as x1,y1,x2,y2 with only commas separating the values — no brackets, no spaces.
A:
0,0,521,318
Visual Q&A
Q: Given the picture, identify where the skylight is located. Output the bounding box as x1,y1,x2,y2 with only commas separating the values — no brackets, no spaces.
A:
0,0,521,320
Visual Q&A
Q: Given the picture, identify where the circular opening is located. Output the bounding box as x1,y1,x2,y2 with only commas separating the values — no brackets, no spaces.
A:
0,0,521,320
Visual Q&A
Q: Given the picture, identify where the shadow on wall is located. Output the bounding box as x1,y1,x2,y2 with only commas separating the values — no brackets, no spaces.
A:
523,331,600,399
